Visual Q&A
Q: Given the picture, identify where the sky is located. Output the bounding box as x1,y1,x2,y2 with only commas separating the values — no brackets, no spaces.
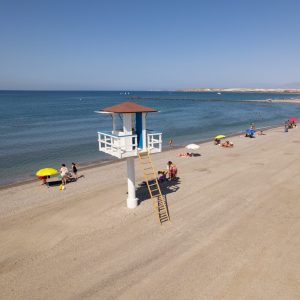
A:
0,0,300,90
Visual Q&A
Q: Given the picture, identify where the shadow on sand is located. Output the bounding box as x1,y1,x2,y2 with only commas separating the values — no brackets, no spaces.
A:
136,177,181,204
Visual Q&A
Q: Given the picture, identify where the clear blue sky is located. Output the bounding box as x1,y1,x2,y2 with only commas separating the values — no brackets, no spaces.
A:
0,0,300,90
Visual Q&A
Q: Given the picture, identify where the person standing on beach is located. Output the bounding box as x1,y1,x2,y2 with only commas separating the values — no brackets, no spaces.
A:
60,164,69,185
72,162,78,179
169,138,173,147
284,121,289,132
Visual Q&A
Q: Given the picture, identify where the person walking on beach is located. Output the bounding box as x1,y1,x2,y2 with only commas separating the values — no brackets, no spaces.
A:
60,164,69,186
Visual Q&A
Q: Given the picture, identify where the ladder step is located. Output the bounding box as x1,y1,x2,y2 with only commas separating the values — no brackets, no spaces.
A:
145,173,155,176
160,215,169,219
158,205,167,209
150,194,160,198
150,191,160,195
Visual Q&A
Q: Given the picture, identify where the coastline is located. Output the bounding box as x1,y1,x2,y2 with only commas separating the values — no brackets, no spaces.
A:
240,98,300,103
176,88,300,93
0,123,283,191
2,90,300,189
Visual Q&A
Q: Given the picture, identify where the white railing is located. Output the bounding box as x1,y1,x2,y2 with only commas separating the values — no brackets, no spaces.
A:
98,131,162,158
98,132,137,159
147,132,162,153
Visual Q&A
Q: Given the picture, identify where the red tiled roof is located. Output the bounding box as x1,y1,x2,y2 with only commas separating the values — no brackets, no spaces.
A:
100,102,158,113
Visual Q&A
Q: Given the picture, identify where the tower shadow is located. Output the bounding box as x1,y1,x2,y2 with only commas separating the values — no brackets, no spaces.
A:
136,178,181,204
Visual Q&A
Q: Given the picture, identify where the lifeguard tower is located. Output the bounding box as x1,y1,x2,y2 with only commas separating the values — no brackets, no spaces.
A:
97,102,170,224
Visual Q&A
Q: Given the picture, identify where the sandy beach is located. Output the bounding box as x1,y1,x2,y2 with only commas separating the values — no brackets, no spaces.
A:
1,126,300,299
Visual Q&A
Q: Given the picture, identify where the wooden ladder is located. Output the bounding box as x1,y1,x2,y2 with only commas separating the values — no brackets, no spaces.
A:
138,150,170,224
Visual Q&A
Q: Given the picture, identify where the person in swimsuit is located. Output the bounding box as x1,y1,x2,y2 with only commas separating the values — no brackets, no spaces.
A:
167,161,178,180
72,162,78,179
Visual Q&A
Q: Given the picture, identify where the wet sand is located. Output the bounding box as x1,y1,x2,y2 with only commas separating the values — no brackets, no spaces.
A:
1,126,300,299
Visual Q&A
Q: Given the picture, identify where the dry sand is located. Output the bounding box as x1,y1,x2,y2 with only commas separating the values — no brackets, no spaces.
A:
1,127,300,299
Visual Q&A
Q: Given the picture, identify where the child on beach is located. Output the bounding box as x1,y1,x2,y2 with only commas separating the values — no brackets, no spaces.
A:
38,176,47,185
158,171,167,182
72,162,78,179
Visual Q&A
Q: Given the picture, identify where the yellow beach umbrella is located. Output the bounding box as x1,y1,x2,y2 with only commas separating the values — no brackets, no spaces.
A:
215,135,226,139
36,168,58,177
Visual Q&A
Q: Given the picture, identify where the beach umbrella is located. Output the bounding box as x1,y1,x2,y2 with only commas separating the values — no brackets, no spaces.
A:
186,144,200,150
215,135,226,139
288,117,298,122
36,168,58,177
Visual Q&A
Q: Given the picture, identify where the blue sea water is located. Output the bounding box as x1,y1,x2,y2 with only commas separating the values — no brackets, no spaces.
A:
1,90,300,186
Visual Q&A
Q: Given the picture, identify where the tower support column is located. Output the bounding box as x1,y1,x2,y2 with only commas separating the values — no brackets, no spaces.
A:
126,157,138,208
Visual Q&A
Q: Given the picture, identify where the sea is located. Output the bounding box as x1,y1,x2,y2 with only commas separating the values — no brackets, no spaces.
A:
1,90,300,186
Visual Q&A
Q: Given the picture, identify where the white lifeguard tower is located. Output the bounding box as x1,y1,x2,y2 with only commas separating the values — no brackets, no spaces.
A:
97,101,165,205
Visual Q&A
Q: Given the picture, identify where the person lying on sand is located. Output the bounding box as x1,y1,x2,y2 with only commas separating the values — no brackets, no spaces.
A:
179,152,201,157
179,152,192,157
221,140,234,148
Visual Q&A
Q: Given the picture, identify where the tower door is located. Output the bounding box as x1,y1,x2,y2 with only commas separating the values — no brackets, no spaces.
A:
136,113,143,148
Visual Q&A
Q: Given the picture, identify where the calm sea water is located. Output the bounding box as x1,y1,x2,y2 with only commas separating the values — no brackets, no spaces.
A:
1,90,300,186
